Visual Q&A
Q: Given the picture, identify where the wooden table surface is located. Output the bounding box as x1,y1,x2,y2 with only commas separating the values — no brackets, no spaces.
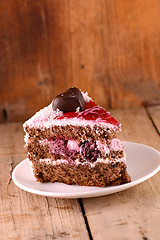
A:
0,106,160,240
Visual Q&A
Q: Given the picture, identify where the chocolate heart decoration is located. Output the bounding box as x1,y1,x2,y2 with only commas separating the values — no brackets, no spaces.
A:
52,87,85,112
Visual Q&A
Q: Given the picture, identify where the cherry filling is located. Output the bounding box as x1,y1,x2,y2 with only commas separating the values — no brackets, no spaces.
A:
48,139,68,157
54,100,119,126
79,141,100,162
47,138,100,162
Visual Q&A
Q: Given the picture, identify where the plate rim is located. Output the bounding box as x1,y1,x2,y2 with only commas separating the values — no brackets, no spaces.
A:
12,141,160,198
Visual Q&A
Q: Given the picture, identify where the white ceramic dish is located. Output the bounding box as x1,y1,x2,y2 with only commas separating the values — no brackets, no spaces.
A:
12,142,160,198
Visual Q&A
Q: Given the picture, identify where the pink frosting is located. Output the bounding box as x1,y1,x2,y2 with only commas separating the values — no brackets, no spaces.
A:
109,138,123,151
40,138,123,158
96,141,110,154
67,140,80,151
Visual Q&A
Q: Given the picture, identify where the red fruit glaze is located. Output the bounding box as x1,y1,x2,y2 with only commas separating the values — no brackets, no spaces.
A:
84,100,96,109
55,100,119,126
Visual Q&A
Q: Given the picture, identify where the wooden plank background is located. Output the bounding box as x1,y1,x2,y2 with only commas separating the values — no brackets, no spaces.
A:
0,0,160,123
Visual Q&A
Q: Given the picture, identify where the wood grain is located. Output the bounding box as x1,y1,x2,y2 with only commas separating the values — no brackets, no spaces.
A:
0,0,160,122
82,107,160,240
147,105,160,135
0,106,160,239
0,123,25,155
0,124,89,240
112,107,160,150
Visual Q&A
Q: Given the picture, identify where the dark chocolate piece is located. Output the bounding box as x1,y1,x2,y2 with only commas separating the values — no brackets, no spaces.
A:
52,87,85,112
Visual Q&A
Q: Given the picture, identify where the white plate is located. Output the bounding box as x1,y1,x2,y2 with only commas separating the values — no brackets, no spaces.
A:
12,142,160,198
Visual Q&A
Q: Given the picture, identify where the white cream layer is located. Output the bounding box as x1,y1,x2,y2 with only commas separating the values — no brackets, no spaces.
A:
30,154,126,169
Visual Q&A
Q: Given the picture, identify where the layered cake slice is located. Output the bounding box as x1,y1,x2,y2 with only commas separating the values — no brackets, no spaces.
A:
23,87,131,187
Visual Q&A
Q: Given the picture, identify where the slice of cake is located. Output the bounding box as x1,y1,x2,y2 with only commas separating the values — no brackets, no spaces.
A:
23,87,131,187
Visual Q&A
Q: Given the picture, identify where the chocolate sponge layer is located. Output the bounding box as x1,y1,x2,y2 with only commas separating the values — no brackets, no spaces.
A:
24,124,116,141
31,161,131,187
